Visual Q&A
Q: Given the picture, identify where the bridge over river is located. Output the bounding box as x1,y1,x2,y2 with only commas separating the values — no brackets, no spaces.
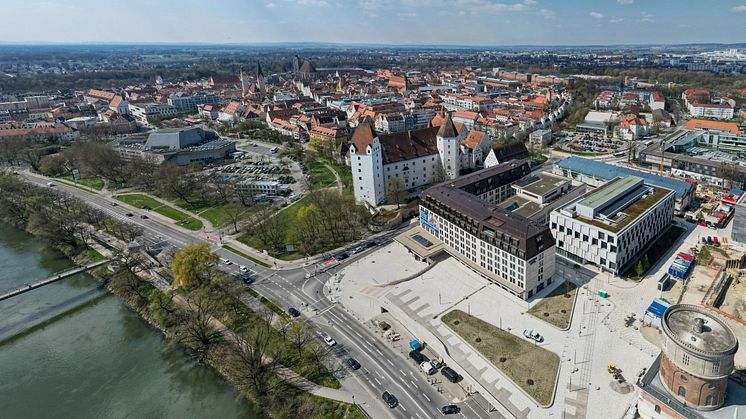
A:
0,259,111,302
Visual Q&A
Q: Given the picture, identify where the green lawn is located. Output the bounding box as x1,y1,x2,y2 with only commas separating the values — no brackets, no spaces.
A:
527,282,578,330
222,245,270,268
238,197,309,260
442,309,560,405
114,194,203,231
60,175,105,190
306,161,336,188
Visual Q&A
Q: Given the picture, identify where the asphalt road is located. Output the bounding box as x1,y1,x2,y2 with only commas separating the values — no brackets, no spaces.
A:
23,172,501,419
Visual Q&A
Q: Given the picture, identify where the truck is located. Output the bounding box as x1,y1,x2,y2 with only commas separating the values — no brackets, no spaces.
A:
668,252,695,280
409,340,423,351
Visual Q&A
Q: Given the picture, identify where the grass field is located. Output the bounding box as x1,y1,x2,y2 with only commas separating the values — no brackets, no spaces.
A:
60,175,105,190
222,245,270,268
442,309,560,405
238,197,309,261
306,161,336,188
527,282,578,330
114,194,203,231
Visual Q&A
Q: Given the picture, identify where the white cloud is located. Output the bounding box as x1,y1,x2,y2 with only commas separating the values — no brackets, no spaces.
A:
266,2,276,8
297,0,328,6
538,8,555,19
397,12,416,18
523,0,537,4
590,11,604,19
639,11,655,23
731,5,746,12
616,0,633,5
610,16,625,23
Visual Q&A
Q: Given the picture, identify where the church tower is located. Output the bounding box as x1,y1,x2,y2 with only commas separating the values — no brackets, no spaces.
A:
436,113,460,180
256,63,266,94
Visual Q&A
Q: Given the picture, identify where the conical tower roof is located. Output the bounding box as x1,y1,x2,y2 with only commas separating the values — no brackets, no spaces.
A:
437,113,458,138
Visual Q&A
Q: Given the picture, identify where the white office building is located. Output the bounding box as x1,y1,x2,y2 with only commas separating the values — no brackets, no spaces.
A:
550,176,675,274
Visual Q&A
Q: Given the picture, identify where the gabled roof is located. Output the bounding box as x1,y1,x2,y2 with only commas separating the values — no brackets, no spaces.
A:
379,127,439,164
350,123,376,155
461,130,487,150
437,114,458,138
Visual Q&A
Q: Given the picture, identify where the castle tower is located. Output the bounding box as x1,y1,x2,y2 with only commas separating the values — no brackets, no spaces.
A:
658,304,738,411
436,113,460,180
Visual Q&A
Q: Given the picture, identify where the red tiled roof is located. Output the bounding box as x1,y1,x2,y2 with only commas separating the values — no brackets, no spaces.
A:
350,123,376,155
685,119,740,134
461,130,486,150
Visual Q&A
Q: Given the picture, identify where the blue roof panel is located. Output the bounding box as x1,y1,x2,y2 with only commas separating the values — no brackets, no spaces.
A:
646,300,669,318
555,156,693,199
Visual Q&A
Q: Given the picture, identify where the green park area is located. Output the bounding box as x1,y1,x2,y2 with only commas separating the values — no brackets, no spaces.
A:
59,175,105,190
442,309,560,405
114,194,203,231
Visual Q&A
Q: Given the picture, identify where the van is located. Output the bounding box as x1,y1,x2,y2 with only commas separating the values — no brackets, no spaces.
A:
441,367,459,383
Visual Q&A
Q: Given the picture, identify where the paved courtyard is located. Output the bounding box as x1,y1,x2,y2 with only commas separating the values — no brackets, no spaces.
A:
331,220,746,418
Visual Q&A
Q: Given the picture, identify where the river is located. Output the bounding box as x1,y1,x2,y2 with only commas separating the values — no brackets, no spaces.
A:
0,224,258,419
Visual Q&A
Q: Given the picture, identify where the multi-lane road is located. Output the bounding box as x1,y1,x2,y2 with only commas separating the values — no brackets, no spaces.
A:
21,172,501,419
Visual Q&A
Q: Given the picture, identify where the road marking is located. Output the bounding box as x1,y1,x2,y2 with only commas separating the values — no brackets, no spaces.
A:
415,413,423,419
422,393,430,402
410,380,418,389
399,369,406,376
353,330,363,338
400,405,407,412
376,370,384,378
386,359,394,366
375,348,383,355
375,377,382,386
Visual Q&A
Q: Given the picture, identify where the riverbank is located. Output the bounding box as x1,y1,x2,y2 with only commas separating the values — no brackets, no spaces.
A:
0,174,362,418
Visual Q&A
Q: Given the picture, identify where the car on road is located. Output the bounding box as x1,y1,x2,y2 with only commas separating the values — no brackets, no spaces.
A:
111,202,118,206
523,329,544,343
381,391,398,408
409,350,425,363
125,212,133,217
713,236,720,247
441,367,460,383
420,361,436,375
287,307,301,317
221,258,232,265
140,215,148,219
335,252,350,260
441,405,460,415
707,236,713,245
347,358,361,370
364,240,377,249
46,182,55,187
352,245,365,254
702,237,707,244
323,335,337,347
240,265,249,272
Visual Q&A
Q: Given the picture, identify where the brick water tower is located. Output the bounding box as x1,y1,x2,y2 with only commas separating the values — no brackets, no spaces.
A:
659,304,738,410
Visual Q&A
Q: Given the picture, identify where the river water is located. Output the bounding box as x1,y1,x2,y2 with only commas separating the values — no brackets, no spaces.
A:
0,224,257,419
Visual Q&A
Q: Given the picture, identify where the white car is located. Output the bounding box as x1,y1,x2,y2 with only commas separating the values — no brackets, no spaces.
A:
420,361,436,375
523,329,544,343
323,335,337,347
221,258,232,265
239,265,249,272
46,182,55,187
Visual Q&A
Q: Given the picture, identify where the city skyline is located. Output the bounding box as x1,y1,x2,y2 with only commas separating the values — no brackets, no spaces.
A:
2,0,746,46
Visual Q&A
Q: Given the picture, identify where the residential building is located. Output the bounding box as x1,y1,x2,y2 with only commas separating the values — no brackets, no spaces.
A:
167,92,222,112
529,129,552,149
129,102,178,124
550,176,675,274
484,143,530,168
0,125,80,141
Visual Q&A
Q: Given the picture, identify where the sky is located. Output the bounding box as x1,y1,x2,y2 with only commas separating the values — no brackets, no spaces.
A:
1,0,745,46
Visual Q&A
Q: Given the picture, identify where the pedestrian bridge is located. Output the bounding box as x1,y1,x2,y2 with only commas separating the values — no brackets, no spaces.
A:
0,259,111,302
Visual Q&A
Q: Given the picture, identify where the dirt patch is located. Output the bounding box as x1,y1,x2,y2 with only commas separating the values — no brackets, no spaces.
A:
442,309,560,405
527,281,578,329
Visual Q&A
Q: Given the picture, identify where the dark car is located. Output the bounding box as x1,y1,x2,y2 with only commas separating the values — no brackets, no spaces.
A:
347,358,361,370
441,367,460,383
702,237,707,244
382,391,398,408
287,307,301,318
336,252,350,260
365,241,377,249
140,214,148,219
707,236,713,245
441,405,460,415
125,212,133,217
409,350,425,363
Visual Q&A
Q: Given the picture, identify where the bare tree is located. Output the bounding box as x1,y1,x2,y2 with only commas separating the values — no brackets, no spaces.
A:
174,295,224,363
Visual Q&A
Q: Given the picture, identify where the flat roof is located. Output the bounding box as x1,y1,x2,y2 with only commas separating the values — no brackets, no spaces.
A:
662,304,738,356
498,195,542,218
574,183,670,233
578,176,642,211
517,173,568,197
555,156,693,200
